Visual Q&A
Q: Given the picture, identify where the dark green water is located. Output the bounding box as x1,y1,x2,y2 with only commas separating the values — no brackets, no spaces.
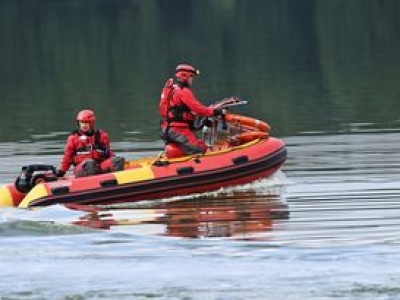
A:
1,0,400,143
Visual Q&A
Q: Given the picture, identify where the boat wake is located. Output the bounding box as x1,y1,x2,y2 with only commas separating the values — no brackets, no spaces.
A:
0,205,97,236
0,171,290,237
0,219,96,236
97,170,290,210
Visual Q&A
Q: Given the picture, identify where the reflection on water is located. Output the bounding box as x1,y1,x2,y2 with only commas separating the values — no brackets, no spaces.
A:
1,1,400,141
158,192,289,239
2,131,400,299
2,130,400,247
283,184,400,247
281,130,400,247
53,130,400,246
72,190,289,239
285,131,400,183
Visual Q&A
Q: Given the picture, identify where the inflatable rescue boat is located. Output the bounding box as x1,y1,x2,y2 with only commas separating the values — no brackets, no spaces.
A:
0,99,287,209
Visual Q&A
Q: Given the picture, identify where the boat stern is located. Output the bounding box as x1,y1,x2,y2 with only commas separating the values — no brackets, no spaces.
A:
0,184,26,207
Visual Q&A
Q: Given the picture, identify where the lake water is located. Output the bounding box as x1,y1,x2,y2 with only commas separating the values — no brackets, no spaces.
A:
1,1,400,299
1,129,400,299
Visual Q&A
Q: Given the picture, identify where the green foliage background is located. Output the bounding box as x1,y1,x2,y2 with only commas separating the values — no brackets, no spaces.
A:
0,0,399,141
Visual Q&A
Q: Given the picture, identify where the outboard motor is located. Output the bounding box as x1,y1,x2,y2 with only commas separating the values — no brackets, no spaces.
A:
15,164,58,193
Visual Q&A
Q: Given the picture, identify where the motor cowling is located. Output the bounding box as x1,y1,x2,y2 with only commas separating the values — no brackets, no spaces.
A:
15,164,58,193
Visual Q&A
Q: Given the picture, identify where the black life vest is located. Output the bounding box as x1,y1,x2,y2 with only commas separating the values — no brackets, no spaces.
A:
72,129,109,158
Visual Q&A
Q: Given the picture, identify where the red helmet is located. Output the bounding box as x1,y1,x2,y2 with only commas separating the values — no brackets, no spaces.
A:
76,109,95,127
175,63,200,82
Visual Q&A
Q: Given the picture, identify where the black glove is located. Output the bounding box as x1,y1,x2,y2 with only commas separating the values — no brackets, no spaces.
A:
203,118,213,127
213,108,224,116
56,169,65,177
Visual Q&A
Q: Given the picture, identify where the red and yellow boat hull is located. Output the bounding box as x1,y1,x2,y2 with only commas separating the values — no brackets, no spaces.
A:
0,137,286,209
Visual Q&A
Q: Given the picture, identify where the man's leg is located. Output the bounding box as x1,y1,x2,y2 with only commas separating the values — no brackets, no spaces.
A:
168,128,207,155
74,159,99,177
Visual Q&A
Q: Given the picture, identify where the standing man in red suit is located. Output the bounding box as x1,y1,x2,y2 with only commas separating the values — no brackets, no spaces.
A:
57,109,125,177
159,63,223,157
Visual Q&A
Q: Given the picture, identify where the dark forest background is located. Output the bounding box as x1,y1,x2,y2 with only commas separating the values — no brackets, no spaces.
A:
1,0,399,142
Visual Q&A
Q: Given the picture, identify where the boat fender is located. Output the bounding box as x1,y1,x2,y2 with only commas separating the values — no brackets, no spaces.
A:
232,155,249,165
100,179,118,187
51,186,70,196
176,166,194,175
